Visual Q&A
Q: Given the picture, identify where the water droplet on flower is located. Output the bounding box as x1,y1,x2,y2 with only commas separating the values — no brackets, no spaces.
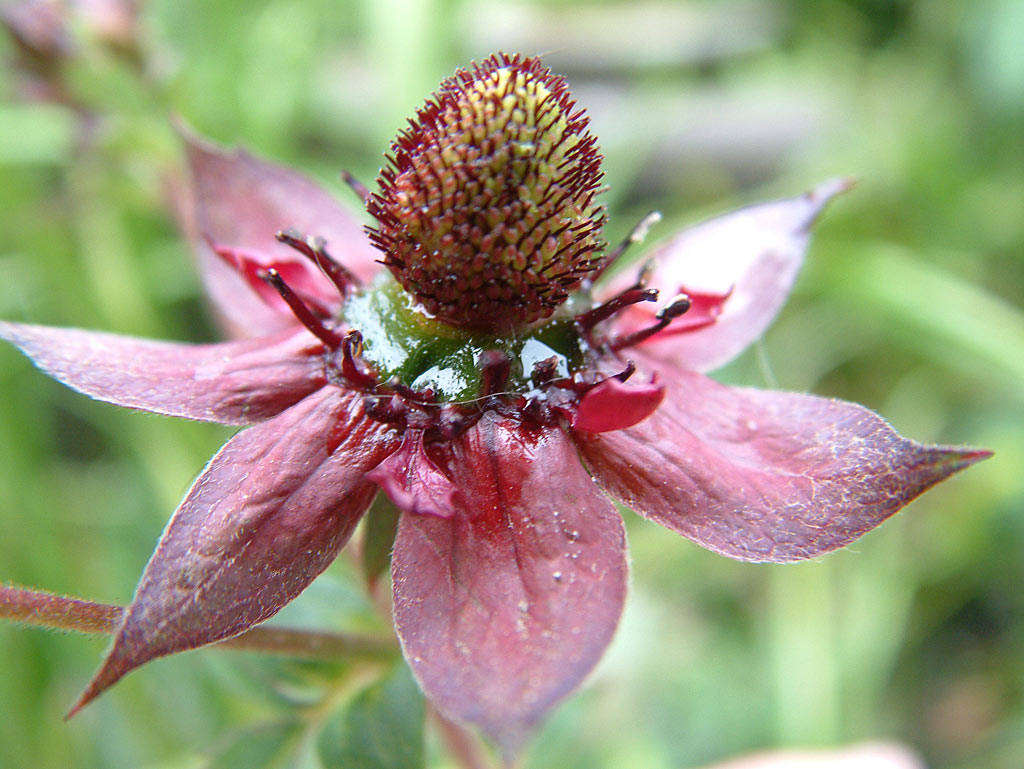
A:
518,599,529,613
552,571,563,582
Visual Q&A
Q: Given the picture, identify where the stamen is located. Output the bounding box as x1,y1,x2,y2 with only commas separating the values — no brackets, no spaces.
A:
364,393,406,424
340,330,379,388
612,360,637,383
609,293,693,352
275,229,359,296
438,404,469,440
341,170,371,203
574,286,659,332
591,210,662,282
530,356,561,386
478,350,511,397
259,268,343,349
390,379,438,406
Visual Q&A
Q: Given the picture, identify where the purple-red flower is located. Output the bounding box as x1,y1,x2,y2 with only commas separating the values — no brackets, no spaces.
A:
0,54,988,751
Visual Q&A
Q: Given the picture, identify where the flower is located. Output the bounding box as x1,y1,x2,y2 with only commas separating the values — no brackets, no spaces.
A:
0,53,989,751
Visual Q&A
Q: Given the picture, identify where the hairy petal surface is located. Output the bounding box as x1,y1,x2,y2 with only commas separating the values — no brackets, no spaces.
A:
70,387,398,714
0,321,325,425
578,363,990,562
184,130,380,336
392,414,628,753
607,179,852,372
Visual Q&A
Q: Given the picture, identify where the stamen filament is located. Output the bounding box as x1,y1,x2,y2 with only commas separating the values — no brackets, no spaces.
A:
340,330,379,388
609,294,693,352
341,170,371,202
275,229,359,296
259,268,343,349
575,287,659,332
478,350,512,397
591,210,662,281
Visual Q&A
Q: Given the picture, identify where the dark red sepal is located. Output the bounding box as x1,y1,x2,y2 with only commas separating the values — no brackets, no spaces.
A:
579,359,991,562
0,321,325,425
68,386,399,716
392,414,627,755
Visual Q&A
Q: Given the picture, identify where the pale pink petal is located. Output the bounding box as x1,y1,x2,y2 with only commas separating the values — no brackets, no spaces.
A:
579,362,990,562
183,129,380,336
606,179,853,372
392,414,627,753
1,321,326,425
69,386,399,715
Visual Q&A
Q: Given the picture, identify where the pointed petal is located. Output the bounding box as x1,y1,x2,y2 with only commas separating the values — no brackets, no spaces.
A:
578,364,990,563
392,414,628,753
69,387,398,714
606,179,852,371
1,321,325,425
183,129,380,336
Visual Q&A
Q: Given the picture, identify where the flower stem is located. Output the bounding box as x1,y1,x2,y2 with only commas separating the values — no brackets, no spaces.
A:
429,705,497,769
0,584,398,660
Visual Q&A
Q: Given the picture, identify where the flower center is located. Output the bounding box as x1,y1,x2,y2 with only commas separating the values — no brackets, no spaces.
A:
365,52,605,333
342,274,581,403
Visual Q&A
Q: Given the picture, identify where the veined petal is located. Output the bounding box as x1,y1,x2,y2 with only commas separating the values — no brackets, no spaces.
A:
391,414,627,753
69,386,399,715
578,365,990,563
183,129,380,336
606,179,852,372
1,321,325,425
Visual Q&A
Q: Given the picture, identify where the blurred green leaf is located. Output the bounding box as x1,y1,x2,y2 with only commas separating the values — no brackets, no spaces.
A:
203,719,302,769
361,495,400,588
0,104,77,165
317,663,424,769
830,243,1024,389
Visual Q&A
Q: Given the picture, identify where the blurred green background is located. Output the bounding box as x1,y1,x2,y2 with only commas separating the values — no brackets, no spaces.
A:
0,0,1021,767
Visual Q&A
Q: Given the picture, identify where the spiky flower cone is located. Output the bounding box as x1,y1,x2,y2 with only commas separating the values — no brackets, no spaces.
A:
367,53,606,332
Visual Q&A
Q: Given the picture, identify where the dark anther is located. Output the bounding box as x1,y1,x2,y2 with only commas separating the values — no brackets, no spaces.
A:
390,378,437,406
590,210,662,282
259,268,343,349
530,356,561,386
438,404,469,440
275,229,359,296
341,170,371,203
609,293,693,352
364,393,407,424
612,360,637,383
340,330,379,388
574,286,659,332
478,349,512,397
521,396,549,427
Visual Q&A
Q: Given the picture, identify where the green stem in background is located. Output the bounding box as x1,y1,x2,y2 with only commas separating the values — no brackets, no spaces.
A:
0,584,398,661
430,705,499,769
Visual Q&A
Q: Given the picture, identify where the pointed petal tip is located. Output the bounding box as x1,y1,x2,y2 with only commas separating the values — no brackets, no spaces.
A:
810,175,858,204
931,444,993,472
800,176,857,229
64,657,128,720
